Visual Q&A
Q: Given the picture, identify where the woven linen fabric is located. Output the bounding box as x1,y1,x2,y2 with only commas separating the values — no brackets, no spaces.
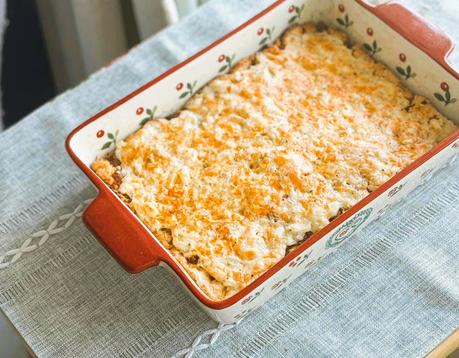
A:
0,0,458,357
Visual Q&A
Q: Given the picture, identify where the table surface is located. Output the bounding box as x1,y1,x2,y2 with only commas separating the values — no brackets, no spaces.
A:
0,0,458,357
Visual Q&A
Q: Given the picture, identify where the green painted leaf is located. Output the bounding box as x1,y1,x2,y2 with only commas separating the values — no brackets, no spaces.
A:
411,73,416,78
396,67,406,76
187,82,192,91
259,37,268,45
445,90,451,101
267,28,271,35
406,65,411,74
151,106,157,116
345,14,349,22
101,142,111,150
219,65,228,72
146,108,153,115
337,18,345,26
289,16,296,24
107,133,114,139
434,93,445,102
363,43,373,52
450,98,457,103
179,92,189,99
140,117,150,126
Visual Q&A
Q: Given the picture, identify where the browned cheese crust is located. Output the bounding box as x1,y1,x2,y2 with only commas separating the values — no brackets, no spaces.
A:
92,23,458,300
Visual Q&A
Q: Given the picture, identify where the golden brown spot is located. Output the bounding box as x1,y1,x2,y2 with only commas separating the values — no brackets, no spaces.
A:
186,255,200,265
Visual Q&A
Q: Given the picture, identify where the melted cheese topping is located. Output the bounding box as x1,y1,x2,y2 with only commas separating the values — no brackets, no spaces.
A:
92,24,458,300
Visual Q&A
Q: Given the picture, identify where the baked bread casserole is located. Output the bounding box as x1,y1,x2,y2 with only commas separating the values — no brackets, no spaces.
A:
92,23,458,300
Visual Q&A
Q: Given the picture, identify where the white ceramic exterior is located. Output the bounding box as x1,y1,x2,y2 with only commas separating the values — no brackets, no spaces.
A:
67,0,459,323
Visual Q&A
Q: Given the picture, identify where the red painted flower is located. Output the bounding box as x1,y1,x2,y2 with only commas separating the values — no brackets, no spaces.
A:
388,184,404,198
399,53,406,62
288,5,295,13
440,82,449,91
257,27,264,36
338,4,345,12
241,296,252,305
289,255,301,267
136,107,144,115
366,27,374,36
218,54,226,62
176,82,184,91
96,130,104,138
272,277,288,290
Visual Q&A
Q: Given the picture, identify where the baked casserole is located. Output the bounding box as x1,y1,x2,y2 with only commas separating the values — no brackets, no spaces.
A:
92,23,458,300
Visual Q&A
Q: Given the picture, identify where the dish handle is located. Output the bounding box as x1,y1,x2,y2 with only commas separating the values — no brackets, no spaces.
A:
83,189,163,272
369,1,455,65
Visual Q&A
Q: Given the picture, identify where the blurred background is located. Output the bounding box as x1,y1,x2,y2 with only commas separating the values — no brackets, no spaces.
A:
0,0,210,130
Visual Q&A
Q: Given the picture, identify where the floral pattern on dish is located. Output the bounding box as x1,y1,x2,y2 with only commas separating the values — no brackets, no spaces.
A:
234,308,254,320
177,81,198,99
100,130,119,150
326,208,373,249
395,53,416,80
258,26,275,50
288,4,305,24
387,183,405,198
336,4,353,28
288,252,311,268
434,82,457,106
271,275,292,291
218,53,236,73
240,288,265,305
137,106,158,126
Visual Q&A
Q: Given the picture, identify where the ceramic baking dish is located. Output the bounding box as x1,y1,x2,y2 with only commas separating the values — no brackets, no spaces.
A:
66,0,459,323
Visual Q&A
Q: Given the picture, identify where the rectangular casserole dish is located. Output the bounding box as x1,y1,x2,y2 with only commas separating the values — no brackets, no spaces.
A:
66,0,459,323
